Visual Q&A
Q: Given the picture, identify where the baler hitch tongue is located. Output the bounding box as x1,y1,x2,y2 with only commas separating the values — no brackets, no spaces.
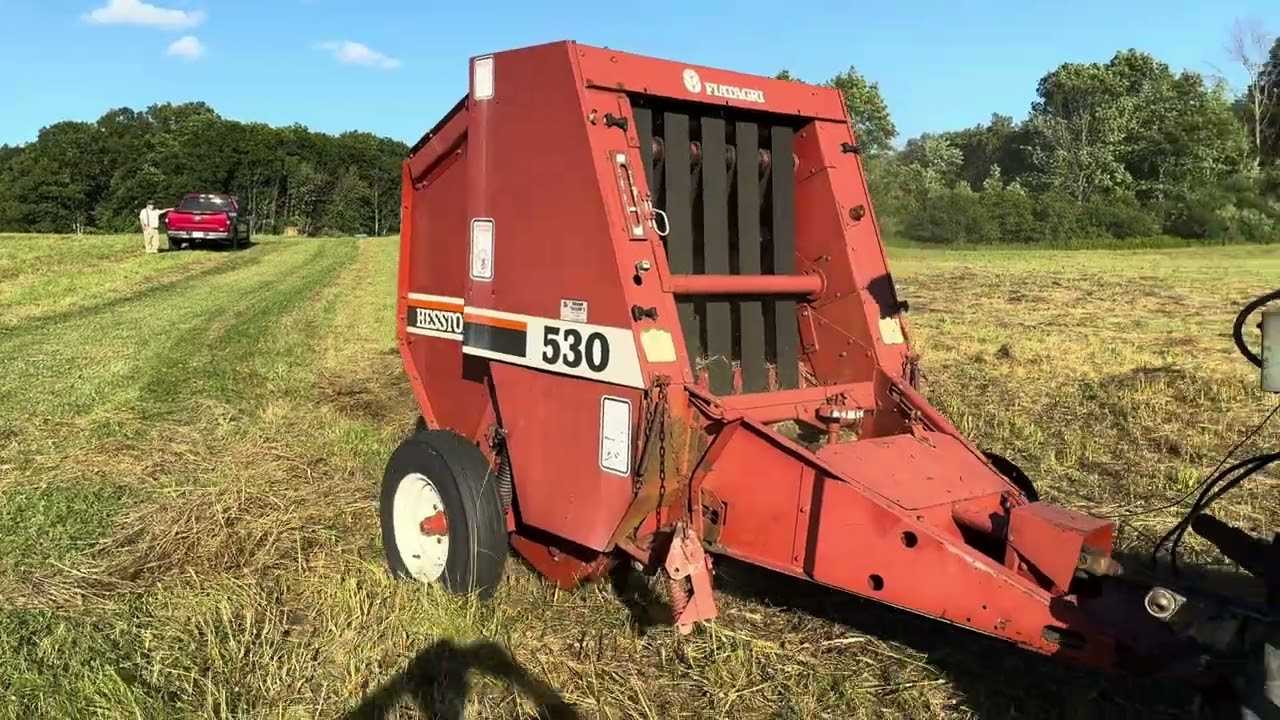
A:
389,41,1278,715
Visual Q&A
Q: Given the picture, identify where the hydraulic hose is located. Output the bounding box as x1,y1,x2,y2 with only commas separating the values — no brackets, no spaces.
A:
1234,289,1280,368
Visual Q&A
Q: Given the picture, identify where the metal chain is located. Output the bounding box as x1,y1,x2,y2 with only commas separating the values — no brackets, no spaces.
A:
635,383,659,495
655,378,669,521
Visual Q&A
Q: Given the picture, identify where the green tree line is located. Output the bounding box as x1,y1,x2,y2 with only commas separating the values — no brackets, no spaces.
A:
5,34,1280,245
787,32,1280,245
0,102,406,236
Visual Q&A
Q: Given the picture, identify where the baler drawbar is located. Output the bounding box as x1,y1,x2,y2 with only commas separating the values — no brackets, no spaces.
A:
380,40,1280,713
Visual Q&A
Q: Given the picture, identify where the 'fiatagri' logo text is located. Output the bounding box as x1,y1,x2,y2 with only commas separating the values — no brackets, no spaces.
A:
681,68,766,104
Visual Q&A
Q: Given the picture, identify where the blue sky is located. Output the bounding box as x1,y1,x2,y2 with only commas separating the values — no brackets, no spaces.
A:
2,1,1279,147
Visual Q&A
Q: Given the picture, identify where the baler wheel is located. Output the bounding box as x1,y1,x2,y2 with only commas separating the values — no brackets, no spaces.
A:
380,429,508,598
983,451,1039,502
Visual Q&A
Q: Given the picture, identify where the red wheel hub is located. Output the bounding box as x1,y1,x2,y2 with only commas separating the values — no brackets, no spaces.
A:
419,510,449,536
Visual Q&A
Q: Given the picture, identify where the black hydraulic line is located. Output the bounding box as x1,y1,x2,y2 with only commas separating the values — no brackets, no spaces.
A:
1150,288,1280,573
1160,452,1280,573
1191,513,1274,578
1234,289,1280,368
1196,453,1279,514
1116,403,1280,521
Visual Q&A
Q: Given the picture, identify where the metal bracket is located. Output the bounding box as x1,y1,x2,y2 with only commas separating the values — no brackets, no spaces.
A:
663,522,718,634
798,305,820,353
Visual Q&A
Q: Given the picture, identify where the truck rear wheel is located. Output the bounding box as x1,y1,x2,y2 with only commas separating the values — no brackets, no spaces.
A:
380,429,508,597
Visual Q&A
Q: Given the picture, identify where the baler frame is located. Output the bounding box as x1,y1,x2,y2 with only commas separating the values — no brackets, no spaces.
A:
388,40,1277,706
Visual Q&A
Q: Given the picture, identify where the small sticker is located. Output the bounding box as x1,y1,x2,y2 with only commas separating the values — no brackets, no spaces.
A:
469,218,494,281
599,396,632,476
640,328,677,363
879,316,905,345
560,299,588,323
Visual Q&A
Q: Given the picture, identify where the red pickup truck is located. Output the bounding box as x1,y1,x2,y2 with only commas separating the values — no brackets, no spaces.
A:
164,193,251,249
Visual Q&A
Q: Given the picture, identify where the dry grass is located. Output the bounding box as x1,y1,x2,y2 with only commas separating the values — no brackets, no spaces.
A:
0,234,1276,718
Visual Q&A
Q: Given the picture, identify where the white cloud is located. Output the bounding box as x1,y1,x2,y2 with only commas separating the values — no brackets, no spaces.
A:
84,0,205,30
167,35,205,60
319,41,401,70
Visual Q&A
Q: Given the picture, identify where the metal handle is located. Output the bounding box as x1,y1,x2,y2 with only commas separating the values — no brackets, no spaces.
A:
649,204,670,237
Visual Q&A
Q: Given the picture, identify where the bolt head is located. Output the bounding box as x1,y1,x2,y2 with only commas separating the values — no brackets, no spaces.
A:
1144,587,1182,619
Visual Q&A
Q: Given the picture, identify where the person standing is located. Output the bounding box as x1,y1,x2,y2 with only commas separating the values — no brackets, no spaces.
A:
138,201,164,254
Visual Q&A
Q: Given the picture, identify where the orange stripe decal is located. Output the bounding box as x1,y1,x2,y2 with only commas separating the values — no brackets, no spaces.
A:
408,299,464,313
464,312,527,332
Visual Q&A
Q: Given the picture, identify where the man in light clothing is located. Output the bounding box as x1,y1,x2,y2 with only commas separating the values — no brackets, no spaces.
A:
139,201,165,253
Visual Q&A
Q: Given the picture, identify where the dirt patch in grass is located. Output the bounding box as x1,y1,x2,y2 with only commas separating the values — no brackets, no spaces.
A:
316,355,414,426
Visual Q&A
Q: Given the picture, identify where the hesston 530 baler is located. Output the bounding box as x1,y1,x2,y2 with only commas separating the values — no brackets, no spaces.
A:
382,41,1280,711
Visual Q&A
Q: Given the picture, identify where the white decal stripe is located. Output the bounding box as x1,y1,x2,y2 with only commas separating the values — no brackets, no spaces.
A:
406,298,646,389
465,314,644,389
406,326,464,341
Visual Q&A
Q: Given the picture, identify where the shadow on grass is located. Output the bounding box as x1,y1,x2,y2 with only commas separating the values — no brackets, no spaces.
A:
345,639,580,720
608,562,668,634
708,557,1196,719
167,238,256,253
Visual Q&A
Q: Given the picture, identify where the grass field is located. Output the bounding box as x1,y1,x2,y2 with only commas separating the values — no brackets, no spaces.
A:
1,233,1276,719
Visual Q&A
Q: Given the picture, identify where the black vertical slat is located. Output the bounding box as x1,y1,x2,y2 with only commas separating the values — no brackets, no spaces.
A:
663,112,700,369
735,121,767,393
700,117,733,395
635,107,656,195
770,125,800,389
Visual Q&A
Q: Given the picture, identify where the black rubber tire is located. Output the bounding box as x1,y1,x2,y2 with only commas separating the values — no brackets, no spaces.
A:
983,450,1040,501
380,429,508,598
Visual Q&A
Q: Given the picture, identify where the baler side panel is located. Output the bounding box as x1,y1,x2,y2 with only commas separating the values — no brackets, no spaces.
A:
401,109,491,440
491,365,643,549
464,43,678,551
793,121,911,387
396,161,434,426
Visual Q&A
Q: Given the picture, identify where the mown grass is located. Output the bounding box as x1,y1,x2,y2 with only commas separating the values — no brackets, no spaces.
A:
0,234,1276,718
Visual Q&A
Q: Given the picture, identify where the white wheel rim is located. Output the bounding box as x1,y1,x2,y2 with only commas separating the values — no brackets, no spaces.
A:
391,472,450,582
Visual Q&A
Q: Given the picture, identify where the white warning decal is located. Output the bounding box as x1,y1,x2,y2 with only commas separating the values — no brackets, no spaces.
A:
469,218,494,281
560,298,588,323
599,396,632,476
